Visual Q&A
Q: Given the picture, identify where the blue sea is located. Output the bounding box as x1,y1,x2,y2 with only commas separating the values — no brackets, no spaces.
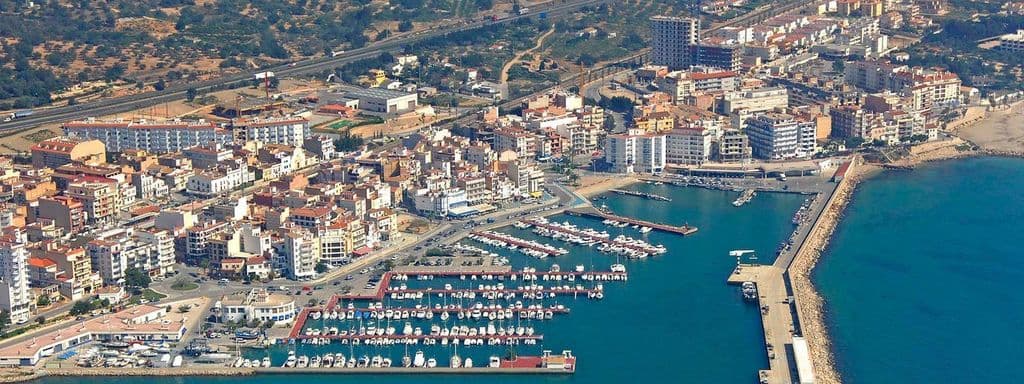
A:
815,157,1024,383
35,183,806,384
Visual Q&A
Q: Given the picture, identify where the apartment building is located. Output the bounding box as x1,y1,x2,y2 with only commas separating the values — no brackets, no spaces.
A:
605,129,667,174
650,16,701,69
667,127,715,165
62,120,232,153
31,137,107,169
232,117,310,147
0,233,32,324
745,113,817,160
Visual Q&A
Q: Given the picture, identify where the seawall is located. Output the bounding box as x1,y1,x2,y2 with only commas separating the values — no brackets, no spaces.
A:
788,157,873,384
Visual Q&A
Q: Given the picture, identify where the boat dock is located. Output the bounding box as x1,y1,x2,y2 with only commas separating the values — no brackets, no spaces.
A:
732,189,756,207
291,268,624,341
469,231,565,257
310,306,572,316
565,208,698,236
385,286,604,297
726,264,772,285
726,263,795,384
608,189,672,202
255,366,571,375
291,334,545,342
524,218,665,255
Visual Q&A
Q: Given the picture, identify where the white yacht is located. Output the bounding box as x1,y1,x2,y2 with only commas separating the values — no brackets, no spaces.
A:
413,351,425,367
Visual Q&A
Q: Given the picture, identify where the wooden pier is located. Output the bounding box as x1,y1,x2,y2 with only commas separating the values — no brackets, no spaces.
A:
565,208,698,236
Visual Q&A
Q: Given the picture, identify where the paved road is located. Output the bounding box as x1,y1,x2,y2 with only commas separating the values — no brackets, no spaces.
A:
0,0,612,135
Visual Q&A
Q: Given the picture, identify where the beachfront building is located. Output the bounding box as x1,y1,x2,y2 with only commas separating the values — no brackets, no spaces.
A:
604,129,667,174
666,126,715,165
0,304,189,367
216,288,296,323
745,113,817,160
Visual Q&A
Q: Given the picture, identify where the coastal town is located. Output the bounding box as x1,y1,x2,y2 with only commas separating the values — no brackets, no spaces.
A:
1,0,1023,383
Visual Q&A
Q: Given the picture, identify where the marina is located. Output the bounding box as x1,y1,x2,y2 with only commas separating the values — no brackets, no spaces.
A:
606,189,672,202
468,231,568,258
522,217,667,258
564,207,699,236
26,180,813,383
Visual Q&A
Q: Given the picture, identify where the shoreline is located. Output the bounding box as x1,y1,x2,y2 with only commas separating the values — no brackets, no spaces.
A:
789,146,1019,384
787,157,876,384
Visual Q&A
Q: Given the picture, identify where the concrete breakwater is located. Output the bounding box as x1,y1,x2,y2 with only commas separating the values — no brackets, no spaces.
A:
788,158,871,384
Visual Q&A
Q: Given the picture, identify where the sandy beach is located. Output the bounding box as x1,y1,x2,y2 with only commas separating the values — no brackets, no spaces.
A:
956,101,1024,154
572,175,638,197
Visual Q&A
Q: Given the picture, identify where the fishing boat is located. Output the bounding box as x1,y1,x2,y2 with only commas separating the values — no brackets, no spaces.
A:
742,281,758,301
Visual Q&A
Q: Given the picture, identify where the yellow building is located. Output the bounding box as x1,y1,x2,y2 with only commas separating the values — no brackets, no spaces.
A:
368,69,387,88
633,112,675,133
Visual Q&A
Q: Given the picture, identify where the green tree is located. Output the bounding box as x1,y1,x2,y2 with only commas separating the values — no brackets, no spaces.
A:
333,132,365,152
832,60,846,73
36,316,45,325
315,262,328,274
124,267,151,289
0,310,10,332
154,79,166,91
70,300,92,316
104,64,125,81
186,87,197,102
36,295,50,307
398,20,414,33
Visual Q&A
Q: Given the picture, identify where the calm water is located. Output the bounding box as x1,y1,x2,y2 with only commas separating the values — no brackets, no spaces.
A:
815,157,1024,383
38,184,805,384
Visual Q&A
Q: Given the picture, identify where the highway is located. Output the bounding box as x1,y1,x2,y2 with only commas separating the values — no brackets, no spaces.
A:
1,0,825,136
0,0,612,134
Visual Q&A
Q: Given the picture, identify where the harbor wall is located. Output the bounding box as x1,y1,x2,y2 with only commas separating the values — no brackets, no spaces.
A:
787,156,869,384
0,367,257,383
